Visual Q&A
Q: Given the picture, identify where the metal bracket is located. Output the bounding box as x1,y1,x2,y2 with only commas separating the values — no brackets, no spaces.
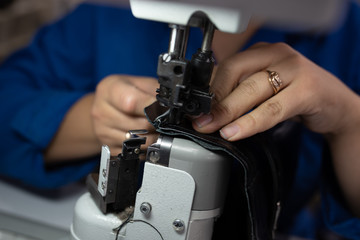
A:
125,162,196,240
87,130,147,214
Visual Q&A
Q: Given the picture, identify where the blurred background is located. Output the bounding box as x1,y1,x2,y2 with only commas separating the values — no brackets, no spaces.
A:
0,1,84,239
0,0,83,63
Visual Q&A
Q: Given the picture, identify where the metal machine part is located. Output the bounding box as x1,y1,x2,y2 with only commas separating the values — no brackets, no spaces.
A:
124,136,231,240
156,21,215,124
146,135,173,166
98,144,111,197
86,131,147,214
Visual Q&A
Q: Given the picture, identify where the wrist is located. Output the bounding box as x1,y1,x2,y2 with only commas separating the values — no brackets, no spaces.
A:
326,90,360,139
324,92,360,217
44,93,101,163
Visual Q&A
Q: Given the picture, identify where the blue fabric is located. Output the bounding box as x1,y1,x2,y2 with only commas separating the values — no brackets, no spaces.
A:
0,1,360,238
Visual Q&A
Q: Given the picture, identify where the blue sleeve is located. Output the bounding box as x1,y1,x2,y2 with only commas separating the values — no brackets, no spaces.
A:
0,4,100,188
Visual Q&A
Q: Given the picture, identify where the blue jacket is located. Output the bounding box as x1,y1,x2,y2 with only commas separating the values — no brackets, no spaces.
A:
0,2,360,239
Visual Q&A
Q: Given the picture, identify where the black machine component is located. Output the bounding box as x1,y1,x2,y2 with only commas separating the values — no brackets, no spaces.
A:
156,21,216,124
87,131,147,214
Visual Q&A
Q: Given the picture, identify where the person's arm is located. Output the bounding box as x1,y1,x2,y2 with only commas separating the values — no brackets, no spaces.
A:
0,4,100,188
43,93,100,162
327,106,360,217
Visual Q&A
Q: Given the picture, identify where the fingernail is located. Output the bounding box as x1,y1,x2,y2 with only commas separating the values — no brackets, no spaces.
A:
220,125,240,140
195,114,213,128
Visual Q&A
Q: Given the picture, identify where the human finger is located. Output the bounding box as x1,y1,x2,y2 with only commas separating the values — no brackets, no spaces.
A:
193,69,289,133
211,42,295,103
95,116,156,144
109,79,157,116
219,85,301,141
107,113,155,132
93,102,154,132
123,76,159,96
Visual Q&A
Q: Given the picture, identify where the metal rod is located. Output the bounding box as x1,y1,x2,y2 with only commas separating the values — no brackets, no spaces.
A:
201,21,215,52
168,24,189,60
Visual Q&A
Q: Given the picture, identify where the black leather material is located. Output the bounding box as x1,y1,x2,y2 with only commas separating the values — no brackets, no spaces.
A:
145,101,282,240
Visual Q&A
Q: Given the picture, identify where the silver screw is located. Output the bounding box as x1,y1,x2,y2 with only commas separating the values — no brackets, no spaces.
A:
162,53,172,62
140,202,152,215
149,151,160,163
134,148,140,154
172,219,185,232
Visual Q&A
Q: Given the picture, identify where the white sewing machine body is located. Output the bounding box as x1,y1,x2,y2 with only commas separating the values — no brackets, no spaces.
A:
71,137,230,240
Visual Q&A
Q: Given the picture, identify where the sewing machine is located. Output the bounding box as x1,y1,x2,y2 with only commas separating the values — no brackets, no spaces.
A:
70,0,344,239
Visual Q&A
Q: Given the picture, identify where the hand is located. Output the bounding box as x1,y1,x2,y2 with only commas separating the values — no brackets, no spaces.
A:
92,75,159,154
192,42,360,216
193,42,360,141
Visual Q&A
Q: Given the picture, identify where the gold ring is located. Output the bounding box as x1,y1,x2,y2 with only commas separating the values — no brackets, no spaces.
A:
266,70,282,95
